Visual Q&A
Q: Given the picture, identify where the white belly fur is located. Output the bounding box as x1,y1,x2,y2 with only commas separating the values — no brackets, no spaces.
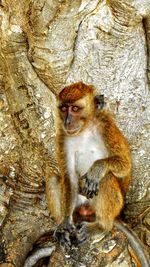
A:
64,124,108,206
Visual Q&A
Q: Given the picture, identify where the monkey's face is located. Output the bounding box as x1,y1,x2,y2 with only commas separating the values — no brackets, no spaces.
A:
58,96,94,136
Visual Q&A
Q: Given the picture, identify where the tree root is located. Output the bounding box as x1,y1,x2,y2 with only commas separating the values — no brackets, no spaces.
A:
23,246,55,267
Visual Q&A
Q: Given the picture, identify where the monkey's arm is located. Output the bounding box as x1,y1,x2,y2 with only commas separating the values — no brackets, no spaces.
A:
99,110,131,177
80,111,131,198
46,165,77,221
45,166,65,224
46,166,76,247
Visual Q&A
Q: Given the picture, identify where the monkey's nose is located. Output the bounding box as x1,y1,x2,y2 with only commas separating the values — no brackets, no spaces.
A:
65,113,72,126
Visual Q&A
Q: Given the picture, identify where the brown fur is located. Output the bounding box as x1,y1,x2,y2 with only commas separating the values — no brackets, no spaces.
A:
96,111,131,194
59,82,95,102
46,83,131,230
91,173,124,231
45,84,150,266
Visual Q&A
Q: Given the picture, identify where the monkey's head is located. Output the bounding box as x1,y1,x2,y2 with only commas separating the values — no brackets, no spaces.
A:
58,82,96,136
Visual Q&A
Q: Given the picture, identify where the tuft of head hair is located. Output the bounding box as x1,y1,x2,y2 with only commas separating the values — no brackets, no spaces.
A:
59,82,95,102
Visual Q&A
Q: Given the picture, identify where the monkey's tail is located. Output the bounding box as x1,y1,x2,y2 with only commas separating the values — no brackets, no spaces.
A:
114,220,150,267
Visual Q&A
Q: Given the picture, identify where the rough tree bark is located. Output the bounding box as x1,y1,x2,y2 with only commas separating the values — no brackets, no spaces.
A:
0,0,150,266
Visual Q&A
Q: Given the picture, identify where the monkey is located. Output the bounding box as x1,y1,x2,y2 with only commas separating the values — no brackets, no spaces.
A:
45,82,149,266
94,94,106,110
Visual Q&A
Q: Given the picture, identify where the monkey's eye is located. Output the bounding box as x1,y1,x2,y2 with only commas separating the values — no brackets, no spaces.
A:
60,106,67,112
72,106,79,112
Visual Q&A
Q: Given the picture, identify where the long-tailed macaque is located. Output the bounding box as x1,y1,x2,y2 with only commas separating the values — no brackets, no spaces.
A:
46,82,149,266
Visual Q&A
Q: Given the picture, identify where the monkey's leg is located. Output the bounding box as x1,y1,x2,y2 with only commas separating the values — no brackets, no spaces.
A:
94,173,123,230
75,173,123,243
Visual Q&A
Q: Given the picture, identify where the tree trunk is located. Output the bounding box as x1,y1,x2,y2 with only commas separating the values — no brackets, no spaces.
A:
0,1,150,266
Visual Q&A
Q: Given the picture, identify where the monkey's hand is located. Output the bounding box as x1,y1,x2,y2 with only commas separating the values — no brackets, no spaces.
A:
79,160,106,199
54,220,76,249
71,222,89,246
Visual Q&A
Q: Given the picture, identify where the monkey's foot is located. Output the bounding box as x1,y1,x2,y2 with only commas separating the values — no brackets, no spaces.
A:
71,223,89,246
79,175,99,199
54,222,76,249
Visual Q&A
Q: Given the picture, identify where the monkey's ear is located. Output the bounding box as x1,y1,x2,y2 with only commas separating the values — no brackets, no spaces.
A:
94,95,106,110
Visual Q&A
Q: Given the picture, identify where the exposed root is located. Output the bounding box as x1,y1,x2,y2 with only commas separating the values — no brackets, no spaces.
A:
23,246,55,267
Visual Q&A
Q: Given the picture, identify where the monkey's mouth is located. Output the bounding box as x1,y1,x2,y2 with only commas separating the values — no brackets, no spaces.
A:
65,127,81,135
